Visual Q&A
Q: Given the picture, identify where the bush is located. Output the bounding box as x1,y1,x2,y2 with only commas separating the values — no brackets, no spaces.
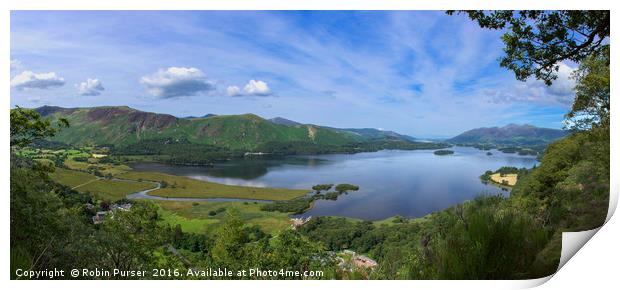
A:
324,192,339,200
335,183,359,193
261,197,315,214
312,184,334,193
72,156,89,162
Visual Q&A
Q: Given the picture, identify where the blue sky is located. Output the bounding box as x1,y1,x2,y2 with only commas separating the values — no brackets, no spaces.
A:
10,11,576,138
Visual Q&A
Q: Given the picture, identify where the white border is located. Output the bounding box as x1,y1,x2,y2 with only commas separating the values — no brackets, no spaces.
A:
2,1,618,290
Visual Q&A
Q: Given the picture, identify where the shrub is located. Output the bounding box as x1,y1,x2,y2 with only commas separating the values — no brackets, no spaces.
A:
335,184,359,193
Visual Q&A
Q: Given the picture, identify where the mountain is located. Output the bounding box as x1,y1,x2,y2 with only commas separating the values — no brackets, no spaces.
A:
266,117,417,142
33,105,366,151
329,128,416,142
268,117,302,127
183,113,217,119
269,117,416,142
447,124,569,146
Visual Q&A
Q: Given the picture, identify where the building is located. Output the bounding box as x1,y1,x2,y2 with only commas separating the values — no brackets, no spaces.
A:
92,203,133,224
92,211,108,224
290,216,312,228
110,203,132,211
352,255,378,269
337,250,378,271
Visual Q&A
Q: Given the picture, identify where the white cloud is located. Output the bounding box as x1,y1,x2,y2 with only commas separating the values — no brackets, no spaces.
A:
243,79,271,96
10,71,65,89
227,80,272,97
10,59,22,71
226,85,242,97
140,67,215,98
486,62,576,106
76,78,105,96
547,62,576,97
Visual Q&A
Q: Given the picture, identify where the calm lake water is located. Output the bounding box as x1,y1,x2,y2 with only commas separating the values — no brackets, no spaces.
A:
130,147,538,220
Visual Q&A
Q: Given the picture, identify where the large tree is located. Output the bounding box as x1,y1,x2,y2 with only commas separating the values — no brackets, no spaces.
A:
447,10,609,85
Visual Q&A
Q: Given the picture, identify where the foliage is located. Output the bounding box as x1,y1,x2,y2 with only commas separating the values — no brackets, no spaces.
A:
448,10,609,85
312,184,334,193
335,183,360,193
113,138,236,165
203,212,337,279
92,202,170,274
10,106,69,148
565,45,610,130
261,197,316,214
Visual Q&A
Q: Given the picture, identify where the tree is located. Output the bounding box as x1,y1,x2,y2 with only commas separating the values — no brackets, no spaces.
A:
565,45,610,130
312,184,334,194
209,211,248,270
94,202,168,274
10,106,69,148
267,229,336,279
335,183,360,194
447,10,609,85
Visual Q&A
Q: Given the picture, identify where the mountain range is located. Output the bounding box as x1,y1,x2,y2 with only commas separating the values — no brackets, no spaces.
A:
33,106,418,151
446,124,569,146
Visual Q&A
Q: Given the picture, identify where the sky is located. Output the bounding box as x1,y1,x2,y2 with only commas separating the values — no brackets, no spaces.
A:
10,11,577,138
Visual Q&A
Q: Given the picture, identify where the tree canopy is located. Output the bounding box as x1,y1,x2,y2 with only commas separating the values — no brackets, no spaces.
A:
447,10,609,85
10,106,69,148
565,45,610,130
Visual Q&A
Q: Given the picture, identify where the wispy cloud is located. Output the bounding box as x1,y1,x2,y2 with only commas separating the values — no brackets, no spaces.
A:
10,59,22,71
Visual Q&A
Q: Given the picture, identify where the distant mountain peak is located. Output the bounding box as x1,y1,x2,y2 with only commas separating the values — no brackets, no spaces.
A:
269,117,302,126
502,123,535,129
447,124,568,146
183,113,217,119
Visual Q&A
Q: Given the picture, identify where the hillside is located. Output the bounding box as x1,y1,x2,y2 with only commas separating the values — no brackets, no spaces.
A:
329,127,416,142
447,124,569,146
32,106,379,151
268,117,416,141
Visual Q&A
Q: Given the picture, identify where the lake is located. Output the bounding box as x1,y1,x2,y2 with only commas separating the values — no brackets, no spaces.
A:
130,147,538,220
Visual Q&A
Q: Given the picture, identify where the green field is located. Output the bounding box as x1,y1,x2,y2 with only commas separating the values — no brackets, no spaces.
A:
50,168,154,201
64,158,132,176
50,168,98,188
156,200,292,234
76,179,154,201
118,171,308,201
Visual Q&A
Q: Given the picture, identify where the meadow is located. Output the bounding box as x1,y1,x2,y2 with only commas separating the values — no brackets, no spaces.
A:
489,173,518,186
117,171,308,201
